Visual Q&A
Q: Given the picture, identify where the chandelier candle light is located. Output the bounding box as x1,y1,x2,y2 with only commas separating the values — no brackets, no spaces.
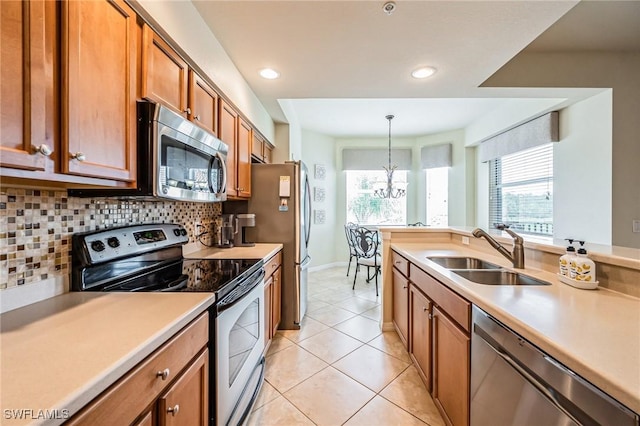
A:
374,114,406,199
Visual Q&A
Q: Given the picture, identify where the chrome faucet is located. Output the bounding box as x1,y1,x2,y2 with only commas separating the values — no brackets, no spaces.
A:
472,224,525,269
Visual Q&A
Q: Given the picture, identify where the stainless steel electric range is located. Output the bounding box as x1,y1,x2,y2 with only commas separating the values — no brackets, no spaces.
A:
71,223,266,426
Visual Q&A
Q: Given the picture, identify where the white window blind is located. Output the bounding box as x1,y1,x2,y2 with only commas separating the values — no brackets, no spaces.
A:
489,143,553,236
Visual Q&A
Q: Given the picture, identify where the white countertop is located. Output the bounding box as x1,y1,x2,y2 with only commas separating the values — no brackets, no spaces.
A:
391,242,640,414
184,242,282,261
0,292,214,425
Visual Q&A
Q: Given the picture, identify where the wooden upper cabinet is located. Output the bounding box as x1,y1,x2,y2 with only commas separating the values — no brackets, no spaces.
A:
219,99,238,197
141,24,188,117
1,0,54,171
188,70,219,136
251,132,273,164
61,0,137,182
237,117,252,198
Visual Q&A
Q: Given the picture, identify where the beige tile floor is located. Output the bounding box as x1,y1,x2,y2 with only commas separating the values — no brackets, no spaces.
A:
248,266,446,426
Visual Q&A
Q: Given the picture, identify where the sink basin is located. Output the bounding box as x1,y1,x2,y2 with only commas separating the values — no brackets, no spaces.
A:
452,270,551,286
427,256,501,270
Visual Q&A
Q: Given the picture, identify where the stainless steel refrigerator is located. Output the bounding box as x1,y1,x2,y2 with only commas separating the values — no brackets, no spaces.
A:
247,161,311,329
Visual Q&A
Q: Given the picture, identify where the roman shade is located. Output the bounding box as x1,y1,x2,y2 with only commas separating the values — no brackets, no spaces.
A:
421,143,452,169
342,148,412,170
478,112,559,163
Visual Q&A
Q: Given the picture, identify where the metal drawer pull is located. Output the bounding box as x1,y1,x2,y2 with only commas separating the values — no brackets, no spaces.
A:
195,114,201,121
423,306,428,312
167,404,180,416
156,368,170,380
184,107,191,114
35,144,52,156
71,152,86,162
394,261,402,265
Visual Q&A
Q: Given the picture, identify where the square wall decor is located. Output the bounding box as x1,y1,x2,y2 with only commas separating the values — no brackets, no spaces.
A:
314,164,326,180
314,209,326,225
313,187,325,203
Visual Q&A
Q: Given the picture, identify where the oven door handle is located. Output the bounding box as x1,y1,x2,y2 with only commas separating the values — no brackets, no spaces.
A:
226,356,266,426
217,269,266,314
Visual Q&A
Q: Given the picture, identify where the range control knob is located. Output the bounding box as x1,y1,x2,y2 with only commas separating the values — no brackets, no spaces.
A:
180,229,187,236
90,240,106,252
107,237,120,248
173,229,181,236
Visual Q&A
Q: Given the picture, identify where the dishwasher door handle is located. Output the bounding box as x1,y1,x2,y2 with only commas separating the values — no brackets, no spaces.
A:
475,326,582,425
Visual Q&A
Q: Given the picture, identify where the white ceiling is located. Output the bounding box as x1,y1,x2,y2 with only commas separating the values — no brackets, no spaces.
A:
191,0,638,138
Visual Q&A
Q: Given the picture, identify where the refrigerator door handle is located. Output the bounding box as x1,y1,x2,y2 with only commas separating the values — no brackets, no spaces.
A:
304,174,312,247
300,255,312,268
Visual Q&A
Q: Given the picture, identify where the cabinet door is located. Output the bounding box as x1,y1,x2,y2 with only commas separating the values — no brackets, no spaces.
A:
219,99,238,197
141,25,188,117
1,0,54,171
410,285,432,392
433,307,470,426
237,117,252,198
133,411,152,426
158,349,209,426
271,266,282,336
188,70,218,136
392,268,409,348
251,133,264,162
61,0,137,181
263,143,273,164
264,275,273,343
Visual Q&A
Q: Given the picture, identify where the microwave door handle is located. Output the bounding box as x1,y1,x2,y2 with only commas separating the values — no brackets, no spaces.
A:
216,151,228,197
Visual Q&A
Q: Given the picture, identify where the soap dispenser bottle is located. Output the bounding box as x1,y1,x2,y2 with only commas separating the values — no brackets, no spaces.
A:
559,239,576,276
571,241,596,282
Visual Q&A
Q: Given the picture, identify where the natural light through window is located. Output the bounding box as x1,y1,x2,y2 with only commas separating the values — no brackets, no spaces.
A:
489,143,553,236
426,167,448,226
345,170,407,225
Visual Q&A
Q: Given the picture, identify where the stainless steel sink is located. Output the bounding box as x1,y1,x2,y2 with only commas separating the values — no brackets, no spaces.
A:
452,270,551,286
427,256,501,270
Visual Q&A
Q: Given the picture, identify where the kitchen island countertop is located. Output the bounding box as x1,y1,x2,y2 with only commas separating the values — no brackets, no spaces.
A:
391,242,640,414
0,292,213,425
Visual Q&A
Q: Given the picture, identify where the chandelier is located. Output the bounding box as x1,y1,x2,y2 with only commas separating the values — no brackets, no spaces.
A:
374,114,406,199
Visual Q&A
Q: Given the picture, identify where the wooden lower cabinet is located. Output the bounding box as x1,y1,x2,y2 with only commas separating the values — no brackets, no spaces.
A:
158,349,208,426
432,306,470,426
410,285,432,392
392,267,410,348
264,251,283,348
68,313,209,426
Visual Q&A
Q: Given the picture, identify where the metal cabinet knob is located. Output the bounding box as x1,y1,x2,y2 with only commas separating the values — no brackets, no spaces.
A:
156,368,170,380
167,404,180,416
428,313,433,320
184,107,191,115
71,152,86,162
35,144,52,156
423,307,428,312
194,114,201,121
394,261,402,265
402,285,407,289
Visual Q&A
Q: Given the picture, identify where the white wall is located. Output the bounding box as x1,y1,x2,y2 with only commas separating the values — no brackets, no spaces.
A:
472,91,613,245
554,90,612,244
134,0,275,142
484,51,640,248
300,130,337,267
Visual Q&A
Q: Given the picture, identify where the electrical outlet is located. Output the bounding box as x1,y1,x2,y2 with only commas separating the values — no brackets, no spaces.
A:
633,220,640,233
462,236,470,245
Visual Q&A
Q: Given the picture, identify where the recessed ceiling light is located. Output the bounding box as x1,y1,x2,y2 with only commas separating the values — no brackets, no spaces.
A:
411,66,437,79
259,68,280,79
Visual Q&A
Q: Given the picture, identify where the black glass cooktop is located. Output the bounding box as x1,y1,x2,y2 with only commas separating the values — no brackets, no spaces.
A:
75,257,263,302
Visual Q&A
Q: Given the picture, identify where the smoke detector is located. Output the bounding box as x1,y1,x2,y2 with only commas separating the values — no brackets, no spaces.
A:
382,2,396,15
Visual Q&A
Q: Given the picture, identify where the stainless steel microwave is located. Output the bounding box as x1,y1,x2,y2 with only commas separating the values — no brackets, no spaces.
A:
68,101,228,202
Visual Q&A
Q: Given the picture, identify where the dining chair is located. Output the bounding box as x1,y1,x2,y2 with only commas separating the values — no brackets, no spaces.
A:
349,226,381,296
344,222,358,276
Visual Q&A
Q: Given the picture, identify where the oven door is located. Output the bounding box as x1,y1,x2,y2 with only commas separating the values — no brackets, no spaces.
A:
154,120,227,203
215,278,265,426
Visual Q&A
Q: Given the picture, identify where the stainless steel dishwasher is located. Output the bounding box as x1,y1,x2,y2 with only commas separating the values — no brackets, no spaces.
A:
470,306,639,426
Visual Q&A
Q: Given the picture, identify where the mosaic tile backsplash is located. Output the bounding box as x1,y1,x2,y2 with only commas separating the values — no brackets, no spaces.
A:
0,187,221,290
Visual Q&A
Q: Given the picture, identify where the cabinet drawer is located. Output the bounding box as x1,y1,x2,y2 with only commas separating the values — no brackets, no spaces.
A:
68,313,209,426
410,265,470,333
392,251,409,277
265,250,282,277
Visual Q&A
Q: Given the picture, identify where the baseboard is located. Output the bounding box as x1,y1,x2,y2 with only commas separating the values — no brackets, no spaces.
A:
308,262,347,273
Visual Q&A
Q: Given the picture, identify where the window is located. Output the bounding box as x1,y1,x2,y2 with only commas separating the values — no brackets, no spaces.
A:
489,143,553,236
426,167,448,226
346,170,407,225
